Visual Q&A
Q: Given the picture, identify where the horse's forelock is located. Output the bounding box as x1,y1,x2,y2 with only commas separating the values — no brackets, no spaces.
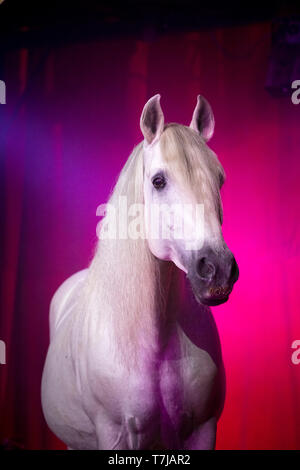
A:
160,123,225,215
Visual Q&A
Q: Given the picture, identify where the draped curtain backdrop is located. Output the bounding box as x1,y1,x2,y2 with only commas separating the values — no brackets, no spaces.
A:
1,22,300,450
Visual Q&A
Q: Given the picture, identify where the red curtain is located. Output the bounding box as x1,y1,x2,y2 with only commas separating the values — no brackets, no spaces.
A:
1,22,300,449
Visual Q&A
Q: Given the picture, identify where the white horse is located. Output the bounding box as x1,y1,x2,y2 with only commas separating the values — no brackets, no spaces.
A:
41,95,239,450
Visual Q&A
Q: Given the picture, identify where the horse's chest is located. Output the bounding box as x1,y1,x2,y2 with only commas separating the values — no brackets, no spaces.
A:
124,349,217,448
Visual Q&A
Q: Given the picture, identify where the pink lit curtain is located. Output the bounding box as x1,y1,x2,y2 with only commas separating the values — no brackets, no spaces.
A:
1,22,300,449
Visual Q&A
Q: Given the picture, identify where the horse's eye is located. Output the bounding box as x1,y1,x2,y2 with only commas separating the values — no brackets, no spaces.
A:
152,175,166,190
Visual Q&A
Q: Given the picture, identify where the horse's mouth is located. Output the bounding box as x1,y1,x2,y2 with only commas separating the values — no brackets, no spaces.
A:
199,295,229,306
191,285,232,306
186,259,237,307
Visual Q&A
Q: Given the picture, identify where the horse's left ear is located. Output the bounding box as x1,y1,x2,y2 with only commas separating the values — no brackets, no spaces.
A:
140,94,165,147
189,95,215,142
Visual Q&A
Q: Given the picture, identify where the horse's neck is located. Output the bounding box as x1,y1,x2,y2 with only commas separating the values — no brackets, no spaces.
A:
126,259,187,368
85,239,188,369
158,261,188,335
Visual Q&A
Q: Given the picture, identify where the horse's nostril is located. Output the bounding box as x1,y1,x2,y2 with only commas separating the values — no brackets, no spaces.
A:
197,257,216,281
230,258,239,283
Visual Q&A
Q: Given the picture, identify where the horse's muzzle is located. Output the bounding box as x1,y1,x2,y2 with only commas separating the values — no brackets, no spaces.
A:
187,245,239,306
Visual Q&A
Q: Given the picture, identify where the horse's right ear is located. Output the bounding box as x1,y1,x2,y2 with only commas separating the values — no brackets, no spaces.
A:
190,95,215,142
140,94,165,147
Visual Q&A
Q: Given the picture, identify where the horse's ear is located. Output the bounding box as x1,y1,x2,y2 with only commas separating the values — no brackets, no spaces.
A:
190,95,215,142
140,94,164,146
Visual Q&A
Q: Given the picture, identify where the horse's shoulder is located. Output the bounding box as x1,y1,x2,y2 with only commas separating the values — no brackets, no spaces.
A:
49,269,88,339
